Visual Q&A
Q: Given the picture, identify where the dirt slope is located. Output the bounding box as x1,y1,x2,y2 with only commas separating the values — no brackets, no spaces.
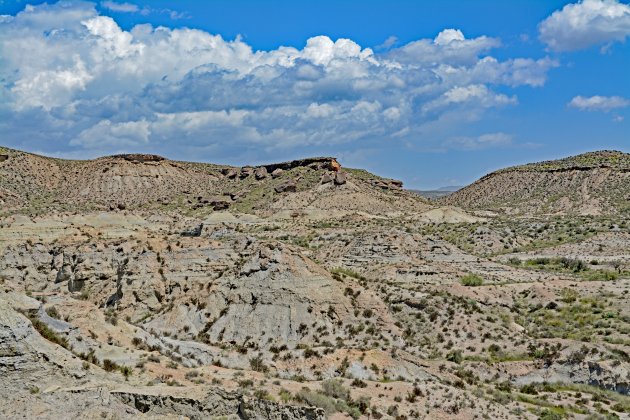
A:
442,150,630,216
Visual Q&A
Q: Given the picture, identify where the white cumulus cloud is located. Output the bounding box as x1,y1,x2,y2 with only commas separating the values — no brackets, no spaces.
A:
444,132,513,151
101,1,139,13
0,2,557,160
568,95,629,111
71,119,150,148
539,0,630,51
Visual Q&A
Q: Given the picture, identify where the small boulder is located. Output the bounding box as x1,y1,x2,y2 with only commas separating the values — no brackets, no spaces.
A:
271,168,284,178
240,167,254,179
222,168,238,179
334,171,347,185
390,180,403,189
275,180,297,193
254,167,268,180
0,154,8,163
321,173,334,184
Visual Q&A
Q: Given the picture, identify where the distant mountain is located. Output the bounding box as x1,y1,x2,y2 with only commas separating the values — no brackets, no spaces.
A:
441,150,630,216
411,185,463,199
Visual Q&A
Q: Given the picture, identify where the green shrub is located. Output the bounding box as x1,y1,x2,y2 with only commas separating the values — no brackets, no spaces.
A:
321,379,349,399
45,306,60,319
446,350,463,364
538,409,562,420
508,257,521,266
584,270,618,281
560,288,578,303
119,365,133,379
238,379,254,388
249,355,269,373
253,389,273,400
331,267,365,281
102,359,119,372
460,274,483,286
559,257,587,272
519,383,539,395
296,389,341,415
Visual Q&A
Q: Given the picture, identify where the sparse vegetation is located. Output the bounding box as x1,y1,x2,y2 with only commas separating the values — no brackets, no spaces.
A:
3,149,630,419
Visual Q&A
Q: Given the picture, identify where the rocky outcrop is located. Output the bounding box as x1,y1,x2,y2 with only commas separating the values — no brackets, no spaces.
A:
112,389,325,419
262,157,340,173
275,179,297,193
195,196,231,210
254,167,268,180
222,168,238,179
370,178,403,190
113,154,165,163
514,359,629,395
240,167,254,179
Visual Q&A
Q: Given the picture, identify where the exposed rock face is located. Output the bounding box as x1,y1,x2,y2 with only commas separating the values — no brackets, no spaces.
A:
392,180,403,188
263,157,339,173
0,293,325,418
112,389,325,419
514,359,629,395
0,296,87,390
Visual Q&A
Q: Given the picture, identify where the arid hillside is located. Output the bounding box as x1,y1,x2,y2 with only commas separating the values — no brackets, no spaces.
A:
1,147,629,419
442,151,630,216
0,146,428,217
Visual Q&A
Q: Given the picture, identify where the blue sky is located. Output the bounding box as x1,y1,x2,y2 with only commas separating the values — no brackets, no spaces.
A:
0,0,628,188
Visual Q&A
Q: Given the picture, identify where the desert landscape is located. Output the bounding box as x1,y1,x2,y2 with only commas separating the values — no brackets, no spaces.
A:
1,146,629,419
